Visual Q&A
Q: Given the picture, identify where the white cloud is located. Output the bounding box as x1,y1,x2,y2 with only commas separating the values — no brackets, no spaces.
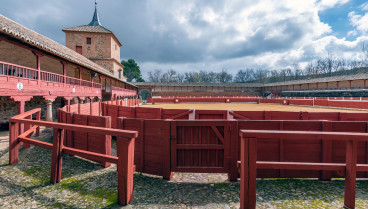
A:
317,0,350,10
349,11,368,34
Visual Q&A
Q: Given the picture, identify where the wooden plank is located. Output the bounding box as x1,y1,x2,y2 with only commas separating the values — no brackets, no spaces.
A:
176,144,224,149
18,137,53,150
257,161,345,171
240,130,368,141
63,147,118,164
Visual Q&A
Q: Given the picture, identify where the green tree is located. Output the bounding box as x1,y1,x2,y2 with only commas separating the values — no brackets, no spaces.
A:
121,59,145,82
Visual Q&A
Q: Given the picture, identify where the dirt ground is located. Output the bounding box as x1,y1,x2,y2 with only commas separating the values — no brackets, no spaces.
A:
142,103,366,112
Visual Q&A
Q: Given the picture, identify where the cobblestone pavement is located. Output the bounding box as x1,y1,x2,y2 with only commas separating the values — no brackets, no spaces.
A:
1,129,368,208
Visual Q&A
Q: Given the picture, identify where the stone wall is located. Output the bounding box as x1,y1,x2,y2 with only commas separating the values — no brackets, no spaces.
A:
0,96,64,130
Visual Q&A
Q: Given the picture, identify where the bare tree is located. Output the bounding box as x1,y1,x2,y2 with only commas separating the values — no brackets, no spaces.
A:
147,69,162,82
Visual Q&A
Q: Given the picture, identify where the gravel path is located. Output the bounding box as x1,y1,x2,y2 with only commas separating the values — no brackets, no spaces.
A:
1,129,368,208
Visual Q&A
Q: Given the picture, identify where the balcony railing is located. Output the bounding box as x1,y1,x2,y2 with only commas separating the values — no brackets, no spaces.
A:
111,86,137,96
0,61,101,89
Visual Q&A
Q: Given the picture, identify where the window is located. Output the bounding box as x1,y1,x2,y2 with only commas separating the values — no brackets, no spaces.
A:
76,46,82,55
86,38,91,44
118,70,122,79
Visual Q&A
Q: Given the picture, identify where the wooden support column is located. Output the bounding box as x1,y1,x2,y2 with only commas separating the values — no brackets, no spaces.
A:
32,51,43,86
79,68,82,86
326,82,328,90
349,80,352,89
316,83,319,90
60,61,67,84
89,97,93,115
98,97,102,116
364,79,366,89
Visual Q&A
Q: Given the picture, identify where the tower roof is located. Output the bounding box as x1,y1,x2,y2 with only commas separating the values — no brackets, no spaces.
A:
88,0,101,26
61,1,122,46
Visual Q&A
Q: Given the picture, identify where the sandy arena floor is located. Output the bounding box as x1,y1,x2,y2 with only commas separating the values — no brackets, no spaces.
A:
142,102,366,112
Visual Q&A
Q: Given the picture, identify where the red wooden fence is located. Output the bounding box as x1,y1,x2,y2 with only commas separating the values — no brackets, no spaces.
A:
240,130,368,209
147,97,368,110
9,108,137,205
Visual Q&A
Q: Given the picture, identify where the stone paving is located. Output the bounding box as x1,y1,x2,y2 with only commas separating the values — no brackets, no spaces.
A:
1,129,368,208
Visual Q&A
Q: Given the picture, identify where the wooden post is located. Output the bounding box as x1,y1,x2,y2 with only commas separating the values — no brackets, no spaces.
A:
228,120,239,181
60,61,67,84
344,139,357,208
364,79,366,89
117,137,135,205
9,121,19,165
36,111,41,137
50,128,64,184
89,97,93,116
16,100,25,134
79,68,82,86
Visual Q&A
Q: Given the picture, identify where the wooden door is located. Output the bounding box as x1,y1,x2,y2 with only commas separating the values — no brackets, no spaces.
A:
170,120,230,173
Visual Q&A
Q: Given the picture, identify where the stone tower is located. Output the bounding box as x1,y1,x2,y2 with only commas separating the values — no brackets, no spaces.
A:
62,1,125,80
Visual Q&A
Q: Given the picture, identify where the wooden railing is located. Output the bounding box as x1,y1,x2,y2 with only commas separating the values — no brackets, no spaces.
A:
0,61,38,79
239,130,368,209
0,60,101,89
9,108,138,205
111,86,137,96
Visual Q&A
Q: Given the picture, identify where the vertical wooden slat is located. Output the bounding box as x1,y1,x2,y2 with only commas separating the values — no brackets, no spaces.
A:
321,121,332,180
163,120,172,180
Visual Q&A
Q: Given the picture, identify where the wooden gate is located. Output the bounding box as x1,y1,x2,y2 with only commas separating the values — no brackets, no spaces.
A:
170,120,231,173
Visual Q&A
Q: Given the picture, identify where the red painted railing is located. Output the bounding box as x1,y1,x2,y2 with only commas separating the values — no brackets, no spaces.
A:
239,130,368,209
0,60,131,92
9,108,138,205
111,86,137,96
0,61,38,79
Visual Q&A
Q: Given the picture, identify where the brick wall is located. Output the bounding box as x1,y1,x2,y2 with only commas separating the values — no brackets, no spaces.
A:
0,41,37,69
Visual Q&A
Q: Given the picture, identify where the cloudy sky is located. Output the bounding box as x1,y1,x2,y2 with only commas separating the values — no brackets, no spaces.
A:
1,0,368,78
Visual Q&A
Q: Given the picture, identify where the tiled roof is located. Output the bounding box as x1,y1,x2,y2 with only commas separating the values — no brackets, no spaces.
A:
134,82,263,87
62,25,112,34
0,14,135,87
263,73,368,87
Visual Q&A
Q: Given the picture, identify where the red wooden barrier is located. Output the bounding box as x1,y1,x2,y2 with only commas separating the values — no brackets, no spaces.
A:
240,130,368,209
162,109,192,119
135,107,162,119
9,109,137,205
195,110,227,119
119,118,172,179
